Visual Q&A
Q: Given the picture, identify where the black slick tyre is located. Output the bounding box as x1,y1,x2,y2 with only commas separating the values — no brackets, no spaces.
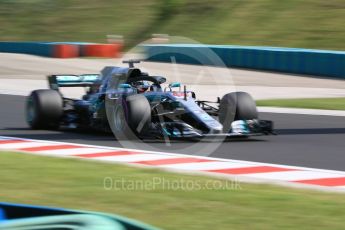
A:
219,92,258,132
26,89,63,130
109,94,151,139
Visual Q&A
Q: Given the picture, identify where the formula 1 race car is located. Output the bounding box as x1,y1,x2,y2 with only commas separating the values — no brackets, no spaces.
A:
26,60,274,140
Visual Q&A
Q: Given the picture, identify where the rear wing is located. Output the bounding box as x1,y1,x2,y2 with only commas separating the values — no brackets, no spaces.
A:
48,74,100,90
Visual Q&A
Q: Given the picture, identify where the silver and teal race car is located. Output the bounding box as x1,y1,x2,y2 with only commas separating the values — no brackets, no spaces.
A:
26,60,274,140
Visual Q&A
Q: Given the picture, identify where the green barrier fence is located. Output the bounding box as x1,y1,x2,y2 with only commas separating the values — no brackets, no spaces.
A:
144,44,345,79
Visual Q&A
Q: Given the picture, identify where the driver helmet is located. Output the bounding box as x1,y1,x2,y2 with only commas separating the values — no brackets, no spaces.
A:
133,80,150,93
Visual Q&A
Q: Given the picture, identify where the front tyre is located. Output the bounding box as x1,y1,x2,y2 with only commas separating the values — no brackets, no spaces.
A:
219,92,258,132
108,94,151,140
26,89,63,130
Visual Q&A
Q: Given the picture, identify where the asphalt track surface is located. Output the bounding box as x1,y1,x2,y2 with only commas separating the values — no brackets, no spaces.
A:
1,94,345,171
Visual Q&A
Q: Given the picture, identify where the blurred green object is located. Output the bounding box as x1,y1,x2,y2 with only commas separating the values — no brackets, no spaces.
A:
144,44,345,78
0,0,344,50
0,214,124,230
0,202,160,230
256,97,345,110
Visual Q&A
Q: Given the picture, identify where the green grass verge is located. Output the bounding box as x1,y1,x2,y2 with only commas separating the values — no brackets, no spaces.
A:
2,151,345,229
0,0,344,50
256,97,345,110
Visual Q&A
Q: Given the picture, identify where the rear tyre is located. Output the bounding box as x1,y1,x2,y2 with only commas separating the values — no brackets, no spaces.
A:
26,90,63,130
109,94,151,139
219,92,258,132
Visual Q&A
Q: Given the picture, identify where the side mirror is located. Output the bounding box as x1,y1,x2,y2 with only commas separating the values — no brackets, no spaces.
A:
119,83,131,89
169,82,181,88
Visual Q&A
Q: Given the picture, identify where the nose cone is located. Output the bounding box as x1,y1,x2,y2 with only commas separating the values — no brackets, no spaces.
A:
206,121,223,134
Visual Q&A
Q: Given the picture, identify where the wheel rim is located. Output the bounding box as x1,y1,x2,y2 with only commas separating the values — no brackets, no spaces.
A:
113,106,126,131
26,97,36,124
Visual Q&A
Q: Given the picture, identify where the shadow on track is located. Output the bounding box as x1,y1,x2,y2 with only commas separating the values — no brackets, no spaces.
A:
276,128,345,135
1,127,265,143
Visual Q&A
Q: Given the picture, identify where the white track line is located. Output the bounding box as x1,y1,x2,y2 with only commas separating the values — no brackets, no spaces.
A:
158,161,251,170
258,106,345,116
94,154,176,163
0,142,56,149
335,186,345,189
33,147,113,156
245,170,345,181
